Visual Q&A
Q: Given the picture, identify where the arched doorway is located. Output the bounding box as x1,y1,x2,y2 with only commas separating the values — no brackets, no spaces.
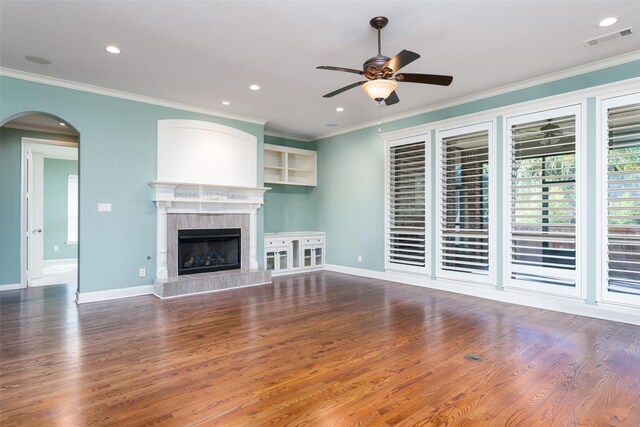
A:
0,112,79,291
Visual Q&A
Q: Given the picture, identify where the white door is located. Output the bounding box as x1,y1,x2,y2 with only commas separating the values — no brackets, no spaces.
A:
30,151,45,280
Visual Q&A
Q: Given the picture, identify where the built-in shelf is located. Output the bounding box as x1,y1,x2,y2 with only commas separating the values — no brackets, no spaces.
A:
264,144,317,186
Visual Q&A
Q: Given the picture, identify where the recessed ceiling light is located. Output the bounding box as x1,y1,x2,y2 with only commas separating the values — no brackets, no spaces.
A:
599,17,618,27
59,122,66,127
222,100,231,106
249,84,260,91
105,45,121,54
25,55,51,65
336,107,345,112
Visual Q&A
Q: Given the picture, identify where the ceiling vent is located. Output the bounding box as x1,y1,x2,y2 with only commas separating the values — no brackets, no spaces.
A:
583,27,635,47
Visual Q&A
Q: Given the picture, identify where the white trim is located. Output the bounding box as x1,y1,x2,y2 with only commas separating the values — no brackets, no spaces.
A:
435,120,496,285
76,285,154,304
383,133,431,275
503,103,586,299
0,283,25,291
264,130,313,143
598,91,640,307
323,264,640,326
154,281,272,299
0,68,267,126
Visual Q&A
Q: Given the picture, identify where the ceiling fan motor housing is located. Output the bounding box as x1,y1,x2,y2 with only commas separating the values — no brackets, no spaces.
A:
363,55,392,76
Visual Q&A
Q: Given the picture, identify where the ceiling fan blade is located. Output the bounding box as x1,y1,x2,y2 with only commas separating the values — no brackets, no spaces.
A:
322,81,366,98
316,66,364,75
395,73,453,86
384,91,399,106
383,50,420,73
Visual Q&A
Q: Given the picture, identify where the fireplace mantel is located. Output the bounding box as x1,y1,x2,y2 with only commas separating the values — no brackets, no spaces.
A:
150,181,269,279
149,181,269,213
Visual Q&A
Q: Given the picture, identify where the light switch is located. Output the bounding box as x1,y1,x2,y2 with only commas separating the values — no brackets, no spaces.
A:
98,203,112,212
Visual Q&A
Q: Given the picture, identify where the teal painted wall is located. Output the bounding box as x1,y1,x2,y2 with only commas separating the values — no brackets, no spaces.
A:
0,128,78,285
0,76,264,291
313,127,386,270
263,135,318,233
43,158,78,260
312,59,640,299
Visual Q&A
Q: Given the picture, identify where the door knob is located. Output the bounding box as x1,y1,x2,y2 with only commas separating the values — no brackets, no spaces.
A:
33,229,42,233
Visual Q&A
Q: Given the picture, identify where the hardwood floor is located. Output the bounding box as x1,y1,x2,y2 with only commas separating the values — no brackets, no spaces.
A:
1,271,639,426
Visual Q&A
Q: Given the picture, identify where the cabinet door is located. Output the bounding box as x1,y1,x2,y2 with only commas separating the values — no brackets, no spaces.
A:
303,247,313,267
314,247,323,267
265,251,277,271
279,249,289,271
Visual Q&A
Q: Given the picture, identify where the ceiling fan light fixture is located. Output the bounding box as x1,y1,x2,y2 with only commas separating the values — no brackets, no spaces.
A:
362,79,397,101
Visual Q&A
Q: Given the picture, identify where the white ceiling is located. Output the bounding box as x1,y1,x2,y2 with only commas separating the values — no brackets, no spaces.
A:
1,1,639,141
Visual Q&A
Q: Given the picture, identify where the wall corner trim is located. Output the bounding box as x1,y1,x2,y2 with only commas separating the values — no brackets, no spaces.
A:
76,285,154,304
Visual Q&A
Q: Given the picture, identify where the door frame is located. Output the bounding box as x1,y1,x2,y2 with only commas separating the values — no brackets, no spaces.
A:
21,137,79,287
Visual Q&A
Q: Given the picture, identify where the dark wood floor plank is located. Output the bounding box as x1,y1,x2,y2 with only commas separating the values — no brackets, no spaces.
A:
1,271,639,425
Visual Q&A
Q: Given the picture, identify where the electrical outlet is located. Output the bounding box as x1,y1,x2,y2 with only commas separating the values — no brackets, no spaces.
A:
139,268,146,278
98,203,112,212
357,255,362,262
53,245,59,252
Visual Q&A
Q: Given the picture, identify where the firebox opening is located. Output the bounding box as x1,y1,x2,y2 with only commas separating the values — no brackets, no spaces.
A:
178,228,241,275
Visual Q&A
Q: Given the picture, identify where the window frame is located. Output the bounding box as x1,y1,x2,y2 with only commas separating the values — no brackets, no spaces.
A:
598,91,640,307
503,103,586,299
435,121,496,284
384,133,431,276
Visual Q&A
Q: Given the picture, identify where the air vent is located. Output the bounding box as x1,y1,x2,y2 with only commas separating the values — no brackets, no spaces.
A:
584,27,635,47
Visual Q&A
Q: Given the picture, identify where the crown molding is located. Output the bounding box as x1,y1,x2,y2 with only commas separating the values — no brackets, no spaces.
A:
0,68,268,126
263,130,313,143
314,50,640,141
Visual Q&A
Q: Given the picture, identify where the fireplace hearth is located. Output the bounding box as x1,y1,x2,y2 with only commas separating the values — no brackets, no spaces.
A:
178,228,241,275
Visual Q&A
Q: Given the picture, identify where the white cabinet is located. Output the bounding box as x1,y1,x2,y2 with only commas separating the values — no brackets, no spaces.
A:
264,236,290,273
264,144,317,186
264,232,325,275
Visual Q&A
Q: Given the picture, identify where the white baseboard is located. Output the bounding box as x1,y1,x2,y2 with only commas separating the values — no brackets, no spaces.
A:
324,264,640,326
76,285,154,304
0,283,25,291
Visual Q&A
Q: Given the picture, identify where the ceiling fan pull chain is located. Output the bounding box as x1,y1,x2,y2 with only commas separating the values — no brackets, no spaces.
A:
378,101,382,132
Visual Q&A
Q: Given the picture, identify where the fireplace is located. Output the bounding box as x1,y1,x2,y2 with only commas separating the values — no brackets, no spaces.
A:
178,228,241,275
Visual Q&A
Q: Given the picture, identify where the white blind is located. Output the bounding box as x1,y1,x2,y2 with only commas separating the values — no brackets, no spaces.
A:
387,141,426,270
67,174,78,243
508,113,577,288
440,130,489,276
605,101,640,296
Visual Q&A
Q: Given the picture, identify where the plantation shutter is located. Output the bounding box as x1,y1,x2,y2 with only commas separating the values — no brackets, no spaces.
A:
386,139,427,273
605,101,640,296
508,109,579,291
440,129,490,277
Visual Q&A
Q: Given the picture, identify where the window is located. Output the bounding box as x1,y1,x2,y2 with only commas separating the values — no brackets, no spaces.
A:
67,174,78,244
436,122,494,282
601,93,640,306
385,135,430,275
505,105,583,297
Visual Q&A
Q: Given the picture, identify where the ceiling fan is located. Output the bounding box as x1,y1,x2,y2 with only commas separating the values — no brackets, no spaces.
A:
316,16,453,105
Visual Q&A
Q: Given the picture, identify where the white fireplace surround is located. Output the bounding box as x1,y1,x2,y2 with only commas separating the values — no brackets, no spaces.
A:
150,181,268,278
152,119,268,280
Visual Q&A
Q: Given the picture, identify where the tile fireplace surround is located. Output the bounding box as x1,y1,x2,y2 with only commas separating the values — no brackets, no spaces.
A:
150,181,271,298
